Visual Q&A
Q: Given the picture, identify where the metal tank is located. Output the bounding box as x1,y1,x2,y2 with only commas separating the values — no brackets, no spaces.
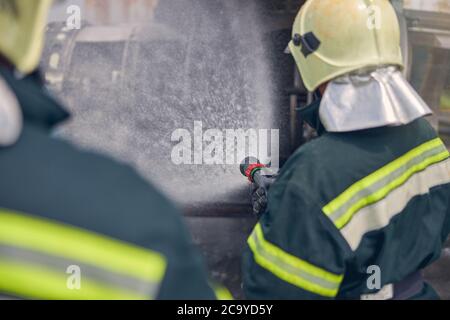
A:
42,0,450,298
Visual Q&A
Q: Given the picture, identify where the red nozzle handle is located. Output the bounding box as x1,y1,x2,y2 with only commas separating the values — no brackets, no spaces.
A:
244,163,266,182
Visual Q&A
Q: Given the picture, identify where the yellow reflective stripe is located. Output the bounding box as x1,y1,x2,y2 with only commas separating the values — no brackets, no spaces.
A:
248,223,343,297
323,138,450,229
0,210,166,284
324,138,444,215
0,259,147,300
341,159,450,250
213,285,233,300
334,150,449,229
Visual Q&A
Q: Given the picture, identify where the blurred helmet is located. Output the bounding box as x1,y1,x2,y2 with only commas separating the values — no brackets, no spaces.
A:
288,0,404,92
0,0,53,74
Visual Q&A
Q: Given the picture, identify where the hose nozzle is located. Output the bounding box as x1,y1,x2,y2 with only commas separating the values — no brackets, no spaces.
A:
240,157,265,182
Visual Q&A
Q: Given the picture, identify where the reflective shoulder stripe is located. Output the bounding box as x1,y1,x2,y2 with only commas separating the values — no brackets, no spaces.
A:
0,209,167,299
323,138,450,229
342,158,450,250
212,284,233,300
248,223,343,297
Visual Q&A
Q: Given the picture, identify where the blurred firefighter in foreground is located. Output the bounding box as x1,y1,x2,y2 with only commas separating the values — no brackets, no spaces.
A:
0,0,229,300
243,0,450,300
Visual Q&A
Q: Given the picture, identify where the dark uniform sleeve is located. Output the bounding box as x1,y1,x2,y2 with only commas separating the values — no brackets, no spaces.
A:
243,176,351,299
87,158,232,300
111,166,231,300
155,206,230,300
442,187,450,243
67,150,230,300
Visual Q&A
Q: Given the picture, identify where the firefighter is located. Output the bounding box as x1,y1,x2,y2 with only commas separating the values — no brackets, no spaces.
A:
0,0,229,300
243,0,450,300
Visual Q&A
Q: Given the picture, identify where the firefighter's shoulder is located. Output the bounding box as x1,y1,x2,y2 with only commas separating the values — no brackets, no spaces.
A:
0,122,206,299
1,122,187,249
275,133,350,196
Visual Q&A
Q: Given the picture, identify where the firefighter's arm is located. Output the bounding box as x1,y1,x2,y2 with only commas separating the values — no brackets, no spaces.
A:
243,180,351,299
107,162,231,300
157,241,232,300
442,188,450,243
153,205,231,300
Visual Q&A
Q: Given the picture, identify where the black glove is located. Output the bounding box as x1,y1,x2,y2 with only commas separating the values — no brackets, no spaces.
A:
250,175,277,219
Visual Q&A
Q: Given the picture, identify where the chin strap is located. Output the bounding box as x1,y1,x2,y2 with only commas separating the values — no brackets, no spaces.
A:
297,96,326,136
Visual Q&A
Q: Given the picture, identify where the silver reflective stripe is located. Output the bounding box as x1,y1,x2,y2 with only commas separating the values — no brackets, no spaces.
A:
0,244,160,299
341,158,450,250
329,143,448,225
250,230,339,292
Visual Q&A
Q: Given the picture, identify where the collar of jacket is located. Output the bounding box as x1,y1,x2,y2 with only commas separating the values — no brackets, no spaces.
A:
0,66,70,130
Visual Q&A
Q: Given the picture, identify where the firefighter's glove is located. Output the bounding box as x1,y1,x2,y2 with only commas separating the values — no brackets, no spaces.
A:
250,175,277,219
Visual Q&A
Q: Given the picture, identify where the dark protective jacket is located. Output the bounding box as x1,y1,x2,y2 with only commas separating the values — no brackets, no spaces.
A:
0,66,225,300
243,110,450,299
